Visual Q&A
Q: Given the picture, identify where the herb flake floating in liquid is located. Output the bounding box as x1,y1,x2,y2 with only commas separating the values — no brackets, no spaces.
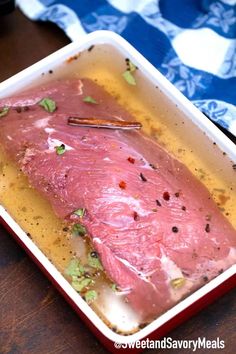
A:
74,208,85,218
0,107,9,118
72,277,92,292
65,259,85,278
39,97,57,112
55,144,66,155
65,259,93,293
83,96,98,104
122,70,136,86
125,58,137,72
111,283,118,292
88,252,103,271
72,223,87,237
122,59,137,85
85,290,98,304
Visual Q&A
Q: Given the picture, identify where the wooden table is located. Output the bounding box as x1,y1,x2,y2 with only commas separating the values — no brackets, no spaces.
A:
0,9,235,354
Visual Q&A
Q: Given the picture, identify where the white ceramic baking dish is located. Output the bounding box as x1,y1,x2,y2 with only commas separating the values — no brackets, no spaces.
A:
0,31,235,353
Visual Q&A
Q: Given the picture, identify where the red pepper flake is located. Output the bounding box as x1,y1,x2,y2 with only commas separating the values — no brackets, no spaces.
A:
133,211,139,221
205,223,210,233
127,156,135,164
140,173,147,182
156,199,162,207
175,192,180,197
172,226,178,233
181,206,186,211
163,191,170,201
119,181,126,189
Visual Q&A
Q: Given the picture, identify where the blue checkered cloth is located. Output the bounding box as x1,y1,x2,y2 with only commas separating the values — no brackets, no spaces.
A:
17,0,236,136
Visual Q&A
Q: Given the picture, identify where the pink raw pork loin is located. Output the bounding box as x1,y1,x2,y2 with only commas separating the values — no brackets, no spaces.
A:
0,79,235,320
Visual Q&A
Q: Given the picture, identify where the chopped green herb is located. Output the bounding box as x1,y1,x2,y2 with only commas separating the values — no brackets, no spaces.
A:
55,144,66,155
85,290,97,304
0,107,9,118
74,208,86,218
72,277,92,292
127,60,137,73
170,277,186,289
65,259,93,293
122,59,137,85
39,98,57,112
122,70,136,86
65,259,85,277
72,223,86,237
88,252,103,271
111,283,118,292
83,96,98,104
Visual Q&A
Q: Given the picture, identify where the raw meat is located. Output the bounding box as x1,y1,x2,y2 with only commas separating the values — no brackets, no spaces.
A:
0,79,235,320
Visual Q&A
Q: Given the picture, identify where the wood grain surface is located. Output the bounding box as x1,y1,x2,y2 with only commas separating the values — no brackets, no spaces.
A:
0,9,235,354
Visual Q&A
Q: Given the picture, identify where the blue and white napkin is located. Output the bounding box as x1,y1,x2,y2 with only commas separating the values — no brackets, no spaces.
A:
17,0,236,136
